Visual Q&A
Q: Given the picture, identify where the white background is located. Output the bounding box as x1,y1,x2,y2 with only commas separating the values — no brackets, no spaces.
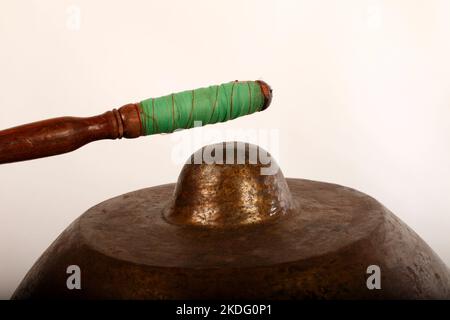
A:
1,0,449,299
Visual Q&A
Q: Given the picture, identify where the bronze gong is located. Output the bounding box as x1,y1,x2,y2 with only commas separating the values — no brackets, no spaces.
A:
13,142,450,299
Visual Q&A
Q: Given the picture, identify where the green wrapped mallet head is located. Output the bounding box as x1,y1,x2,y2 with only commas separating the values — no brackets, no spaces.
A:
0,80,272,164
139,80,272,135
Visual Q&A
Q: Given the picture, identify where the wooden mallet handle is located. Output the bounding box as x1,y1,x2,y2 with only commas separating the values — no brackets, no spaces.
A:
0,104,142,164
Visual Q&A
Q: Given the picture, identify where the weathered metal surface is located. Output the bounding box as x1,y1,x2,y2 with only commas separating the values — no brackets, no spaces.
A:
13,143,450,299
166,143,295,227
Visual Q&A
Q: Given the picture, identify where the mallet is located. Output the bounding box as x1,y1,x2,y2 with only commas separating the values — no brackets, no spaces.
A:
0,80,272,164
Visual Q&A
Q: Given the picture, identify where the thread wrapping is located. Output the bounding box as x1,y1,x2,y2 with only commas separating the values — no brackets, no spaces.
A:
139,81,265,135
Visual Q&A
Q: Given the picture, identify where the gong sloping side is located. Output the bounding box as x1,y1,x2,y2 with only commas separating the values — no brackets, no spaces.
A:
12,179,450,299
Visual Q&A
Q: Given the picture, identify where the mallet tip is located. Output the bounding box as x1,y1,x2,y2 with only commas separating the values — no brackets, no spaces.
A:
256,80,273,111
